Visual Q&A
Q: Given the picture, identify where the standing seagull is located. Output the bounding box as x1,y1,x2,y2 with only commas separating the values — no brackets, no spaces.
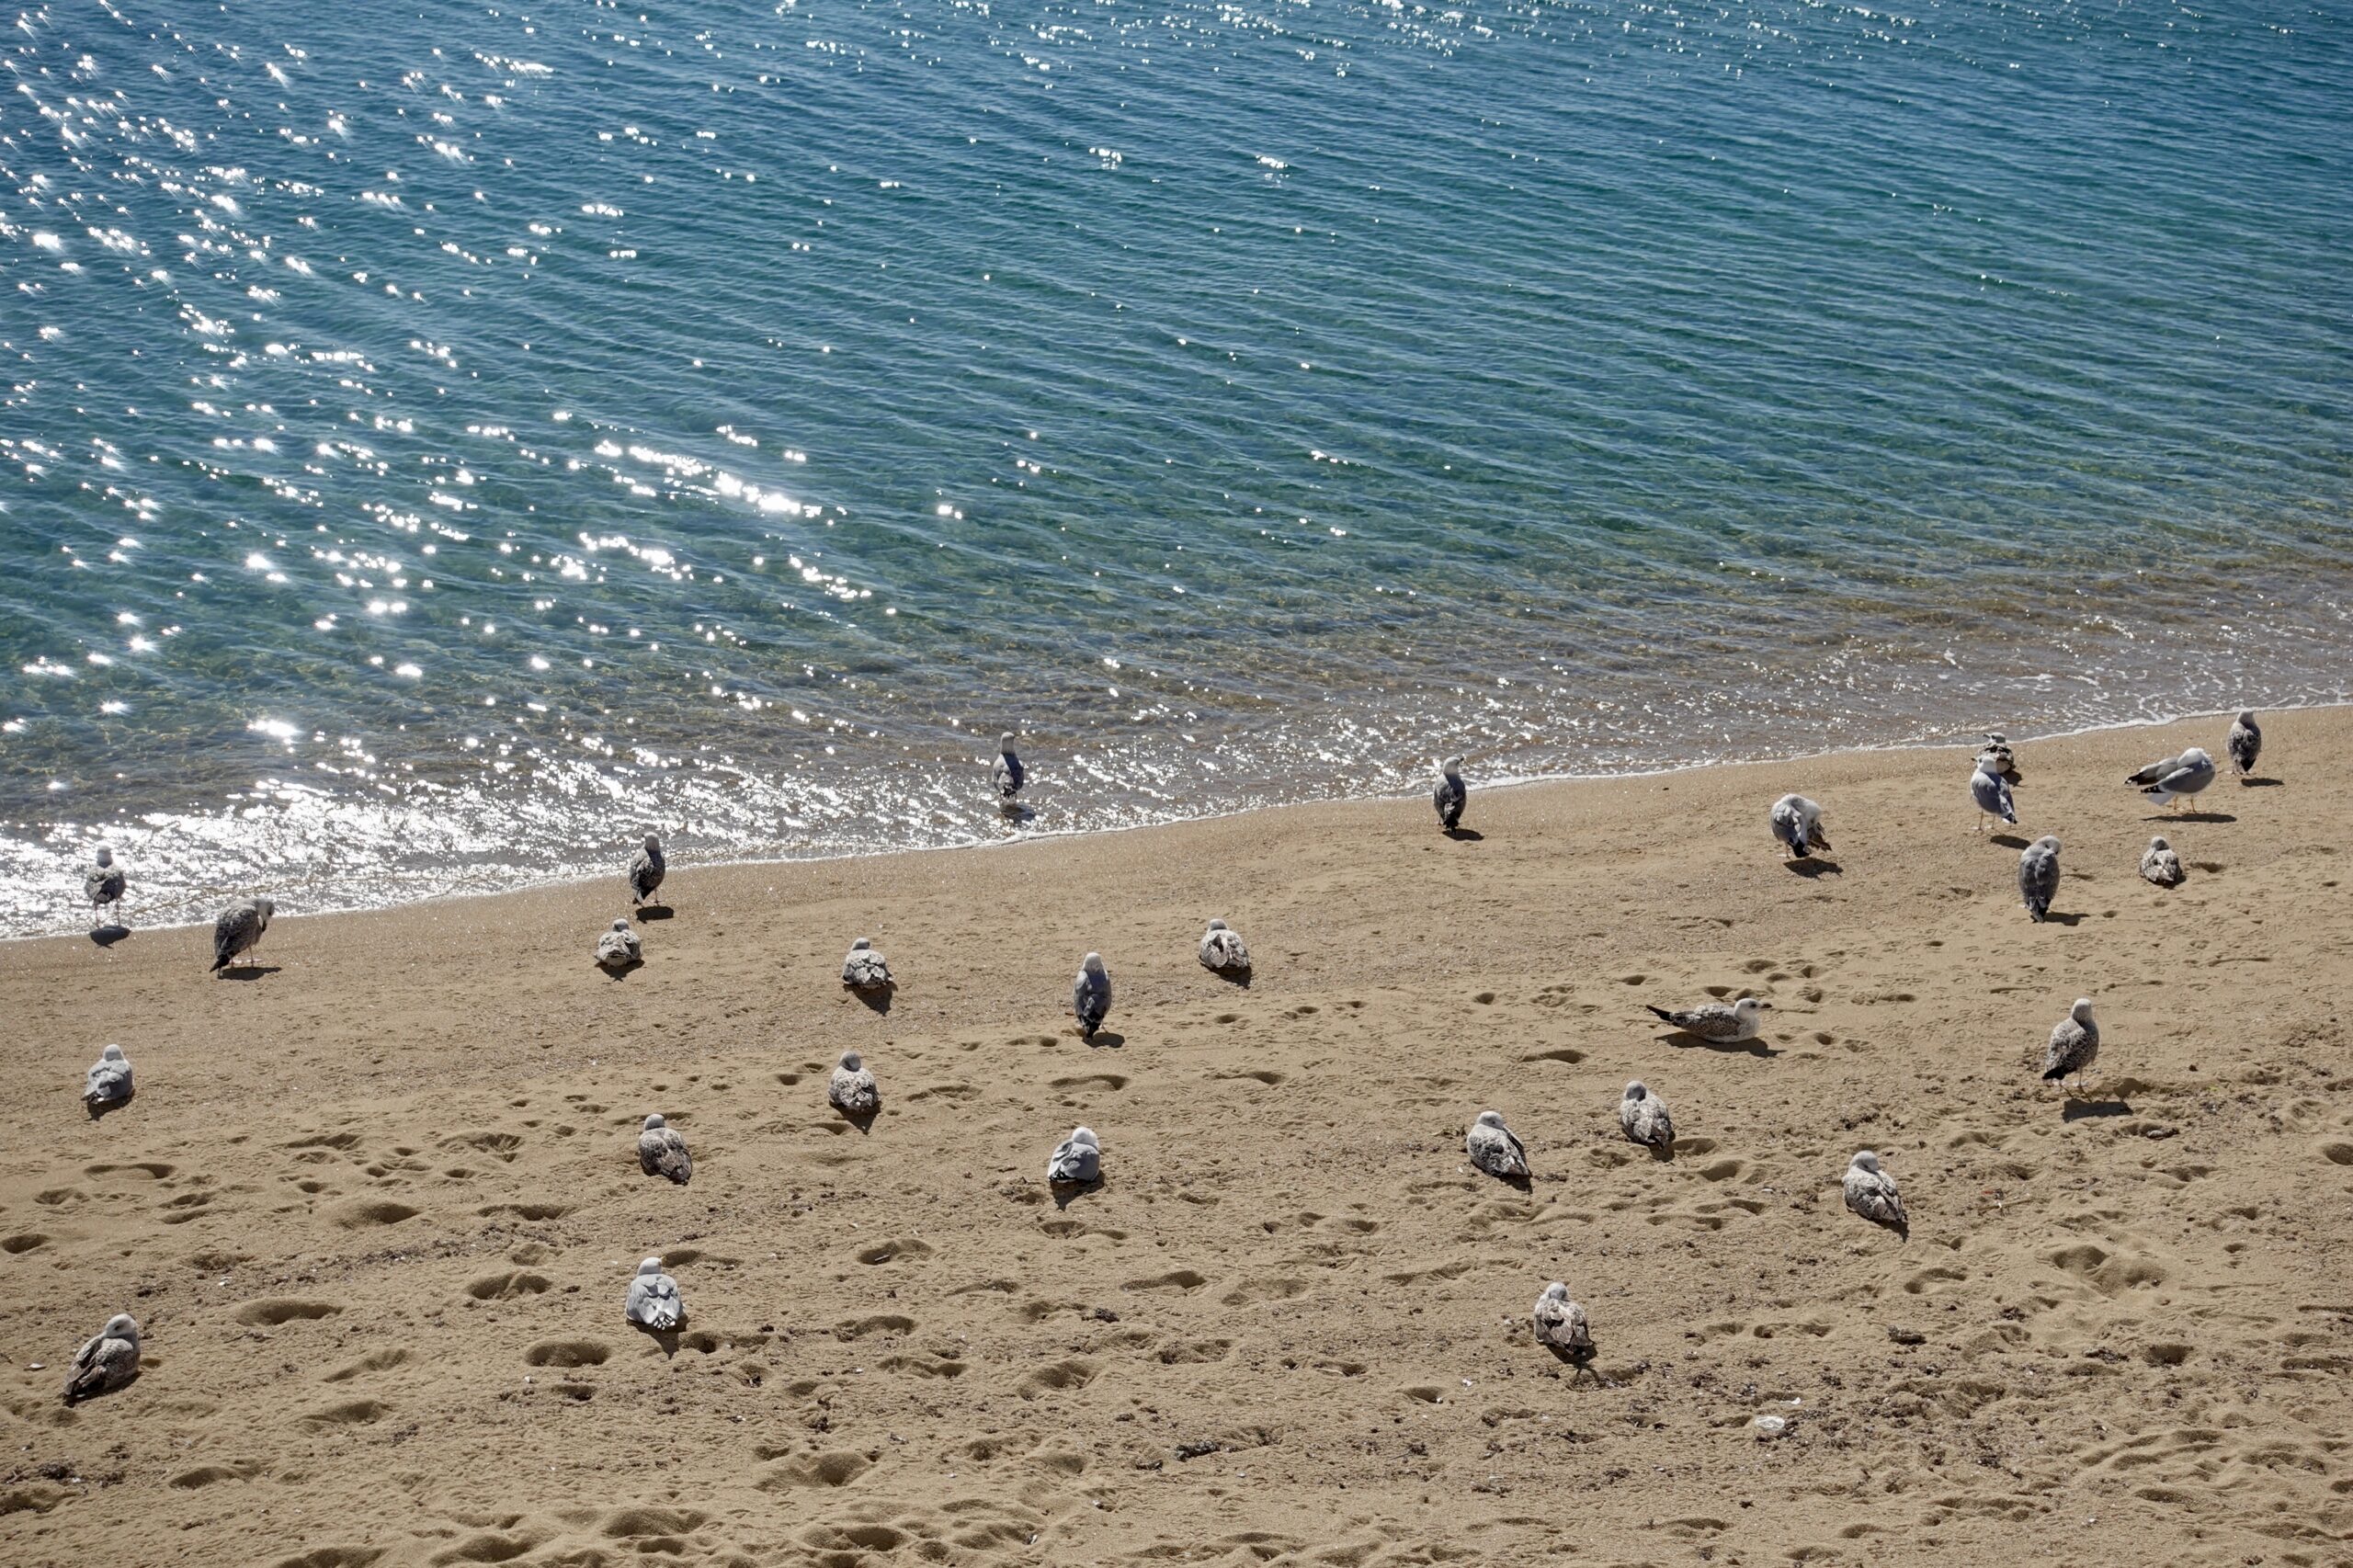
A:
83,1044,133,1118
1072,952,1112,1040
2018,835,2061,923
1432,756,1468,834
1644,994,1770,1043
210,896,274,973
1466,1109,1529,1180
1198,919,1251,976
1531,1281,1594,1361
1769,794,1832,860
2041,998,2099,1093
1970,755,2018,833
2127,747,2216,812
62,1314,141,1405
828,1051,880,1118
85,846,127,929
624,1257,684,1330
1048,1126,1101,1186
2226,711,2262,780
1619,1081,1674,1151
2139,836,2186,888
993,732,1026,806
1843,1151,1907,1235
636,1114,692,1185
1979,733,2024,786
840,937,892,992
595,917,642,971
628,834,666,907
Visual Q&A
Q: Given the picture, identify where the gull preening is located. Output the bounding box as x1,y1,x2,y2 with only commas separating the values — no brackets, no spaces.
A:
1198,919,1250,975
2018,835,2061,923
83,1044,133,1117
210,896,274,974
994,732,1025,805
1432,756,1467,834
2042,997,2099,1092
595,917,642,970
1620,1080,1674,1151
2128,747,2216,812
63,1313,141,1405
85,846,126,929
1769,794,1832,861
1048,1125,1101,1186
841,937,892,992
636,1113,692,1185
1843,1150,1907,1235
1531,1281,1594,1360
1978,733,2023,786
2140,836,2186,889
1644,995,1769,1043
828,1051,880,1118
1466,1109,1529,1180
2227,710,2262,779
624,1257,684,1330
1073,952,1111,1040
628,834,666,906
1970,754,2018,832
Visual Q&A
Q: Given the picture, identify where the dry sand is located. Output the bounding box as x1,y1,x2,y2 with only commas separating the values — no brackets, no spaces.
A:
4,711,2350,1566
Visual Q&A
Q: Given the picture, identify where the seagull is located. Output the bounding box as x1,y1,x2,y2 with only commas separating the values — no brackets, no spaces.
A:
83,1044,133,1117
828,1051,880,1117
2018,835,2061,923
624,1257,683,1330
595,917,641,970
1843,1150,1907,1234
2127,747,2216,812
1048,1126,1101,1186
840,937,892,992
1644,995,1770,1043
2139,835,2186,889
1979,733,2023,786
2226,711,2262,779
1620,1081,1674,1150
1198,919,1250,975
628,834,665,906
62,1314,141,1405
1466,1109,1529,1179
1970,755,2017,833
1769,794,1832,860
1532,1281,1593,1360
1432,757,1467,834
210,896,274,973
85,846,126,929
1072,952,1111,1039
993,732,1026,804
2041,998,2099,1093
636,1114,692,1185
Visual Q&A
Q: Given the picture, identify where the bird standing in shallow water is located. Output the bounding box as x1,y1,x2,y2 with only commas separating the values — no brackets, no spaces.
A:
994,732,1026,806
85,846,126,929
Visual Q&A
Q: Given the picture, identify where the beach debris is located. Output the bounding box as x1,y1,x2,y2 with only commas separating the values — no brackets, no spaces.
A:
829,1051,880,1118
85,845,126,929
1970,753,2018,832
1073,952,1111,1039
624,1257,684,1330
1644,995,1769,1043
2042,997,2100,1093
1769,793,1832,860
628,834,665,906
1752,1415,1789,1439
1532,1281,1593,1359
1433,756,1468,833
83,1044,133,1118
2018,835,2061,922
1198,919,1250,975
637,1113,693,1185
1048,1125,1102,1187
2227,710,2262,779
2140,836,2186,888
2128,746,2216,811
62,1314,141,1405
210,895,274,973
841,937,892,992
1466,1109,1529,1179
596,917,642,970
1620,1081,1674,1151
994,731,1026,804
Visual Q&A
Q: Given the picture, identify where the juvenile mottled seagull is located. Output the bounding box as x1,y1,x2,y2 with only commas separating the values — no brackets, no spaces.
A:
1970,756,2017,832
1645,995,1769,1043
1073,952,1111,1039
85,846,126,927
2127,747,2216,811
83,1044,133,1116
2041,998,2100,1092
1048,1125,1101,1186
210,895,274,973
2018,835,2061,923
1769,794,1832,860
841,937,892,991
1620,1081,1674,1150
1432,756,1467,833
595,917,641,969
637,1113,692,1185
828,1051,880,1117
63,1314,141,1405
1843,1150,1907,1233
2139,836,2186,889
1532,1281,1594,1358
2226,711,2262,779
1198,919,1250,974
1979,733,2023,786
994,732,1026,803
1466,1109,1529,1179
628,834,665,905
624,1257,683,1330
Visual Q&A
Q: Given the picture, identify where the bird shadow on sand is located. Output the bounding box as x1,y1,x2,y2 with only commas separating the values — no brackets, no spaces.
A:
1211,969,1252,989
215,964,280,982
839,1105,881,1136
1989,834,2032,850
1654,1029,1780,1059
1082,1030,1126,1051
633,1324,684,1359
597,959,644,982
1442,827,1485,843
1541,1344,1599,1381
86,1096,132,1122
1783,858,1841,878
1000,803,1037,826
2037,911,2086,927
1647,1142,1677,1165
1051,1178,1103,1212
636,903,676,921
2062,1096,2134,1122
1496,1172,1534,1195
2239,778,2283,789
2148,812,2235,824
88,925,131,948
850,985,894,1016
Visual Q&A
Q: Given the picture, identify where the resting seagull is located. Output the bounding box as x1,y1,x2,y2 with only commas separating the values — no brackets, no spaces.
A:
2018,835,2061,923
993,732,1026,805
85,846,126,929
636,1114,692,1185
83,1044,133,1117
2139,836,2185,889
1970,755,2017,833
1531,1281,1594,1361
841,937,892,992
1769,794,1832,860
595,917,641,970
1466,1109,1529,1180
1198,919,1250,975
1843,1151,1907,1235
2041,998,2099,1092
2127,747,2216,812
1432,757,1468,834
628,834,666,906
828,1051,880,1118
62,1314,141,1404
1072,952,1111,1039
210,896,274,973
624,1257,684,1330
2226,711,2262,779
1620,1080,1674,1151
1048,1126,1101,1186
1645,995,1769,1043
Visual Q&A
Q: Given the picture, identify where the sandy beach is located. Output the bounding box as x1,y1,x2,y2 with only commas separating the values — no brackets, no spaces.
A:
4,710,2349,1567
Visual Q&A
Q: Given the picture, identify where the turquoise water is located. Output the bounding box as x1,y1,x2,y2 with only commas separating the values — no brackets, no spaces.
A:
3,0,2348,934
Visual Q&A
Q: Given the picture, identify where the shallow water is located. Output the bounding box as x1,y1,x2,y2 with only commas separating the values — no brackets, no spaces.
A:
3,0,2348,935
